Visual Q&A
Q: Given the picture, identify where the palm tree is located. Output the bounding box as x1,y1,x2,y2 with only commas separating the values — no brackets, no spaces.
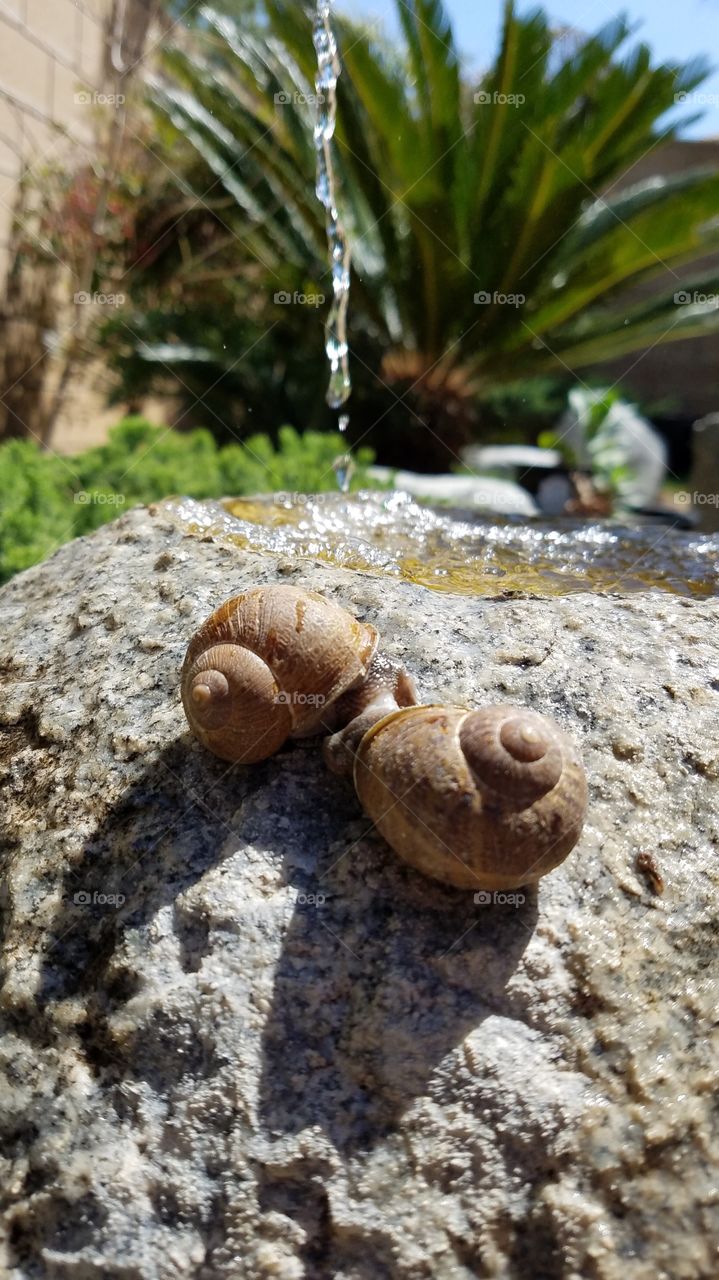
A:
116,0,719,467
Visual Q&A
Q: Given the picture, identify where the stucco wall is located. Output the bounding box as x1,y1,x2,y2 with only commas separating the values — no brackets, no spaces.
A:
0,0,111,278
0,0,171,451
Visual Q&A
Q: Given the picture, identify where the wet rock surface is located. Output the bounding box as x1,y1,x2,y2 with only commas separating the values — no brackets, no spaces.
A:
0,503,717,1279
162,490,719,599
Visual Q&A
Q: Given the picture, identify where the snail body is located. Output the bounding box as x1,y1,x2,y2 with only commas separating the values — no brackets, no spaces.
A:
333,703,587,890
181,585,415,763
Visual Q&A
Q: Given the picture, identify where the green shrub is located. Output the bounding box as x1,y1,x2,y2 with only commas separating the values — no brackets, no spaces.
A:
0,417,376,584
0,440,76,581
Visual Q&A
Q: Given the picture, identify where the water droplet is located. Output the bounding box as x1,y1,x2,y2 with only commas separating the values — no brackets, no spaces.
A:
332,453,353,493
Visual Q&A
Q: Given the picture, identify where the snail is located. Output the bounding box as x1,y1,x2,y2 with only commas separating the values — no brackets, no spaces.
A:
181,585,417,763
323,703,587,890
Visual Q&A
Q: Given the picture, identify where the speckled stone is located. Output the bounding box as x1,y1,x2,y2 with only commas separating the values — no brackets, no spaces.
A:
0,504,717,1280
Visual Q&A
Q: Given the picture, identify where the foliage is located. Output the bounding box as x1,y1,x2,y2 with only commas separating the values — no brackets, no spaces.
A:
477,377,571,441
0,417,376,584
0,441,76,581
556,387,636,500
92,0,719,468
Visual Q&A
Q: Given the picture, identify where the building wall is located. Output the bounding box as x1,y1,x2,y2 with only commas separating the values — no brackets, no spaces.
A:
0,0,171,451
0,0,111,278
589,139,719,429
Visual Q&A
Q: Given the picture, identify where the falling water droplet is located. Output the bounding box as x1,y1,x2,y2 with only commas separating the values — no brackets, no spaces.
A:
313,0,353,489
332,453,353,493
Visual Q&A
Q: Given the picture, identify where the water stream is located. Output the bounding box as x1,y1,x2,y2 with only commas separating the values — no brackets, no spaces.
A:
313,0,353,491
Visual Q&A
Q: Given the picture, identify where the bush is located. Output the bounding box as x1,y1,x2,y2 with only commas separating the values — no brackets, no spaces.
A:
0,441,76,581
0,418,376,584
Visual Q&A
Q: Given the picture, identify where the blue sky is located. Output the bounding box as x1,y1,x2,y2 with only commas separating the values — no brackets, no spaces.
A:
346,0,719,139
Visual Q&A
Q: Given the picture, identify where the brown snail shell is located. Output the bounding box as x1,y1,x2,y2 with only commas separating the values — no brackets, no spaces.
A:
181,585,378,763
352,703,587,890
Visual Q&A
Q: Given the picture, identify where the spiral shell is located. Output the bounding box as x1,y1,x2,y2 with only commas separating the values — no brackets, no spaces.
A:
181,585,378,763
353,703,587,889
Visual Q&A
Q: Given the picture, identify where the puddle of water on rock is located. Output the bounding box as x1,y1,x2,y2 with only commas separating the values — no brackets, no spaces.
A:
157,491,719,599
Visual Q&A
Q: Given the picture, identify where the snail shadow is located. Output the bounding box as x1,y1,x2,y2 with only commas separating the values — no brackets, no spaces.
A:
34,738,270,1024
33,736,538,1162
257,824,539,1157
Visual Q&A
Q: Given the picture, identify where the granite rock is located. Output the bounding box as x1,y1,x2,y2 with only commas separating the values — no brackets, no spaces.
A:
0,504,717,1279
